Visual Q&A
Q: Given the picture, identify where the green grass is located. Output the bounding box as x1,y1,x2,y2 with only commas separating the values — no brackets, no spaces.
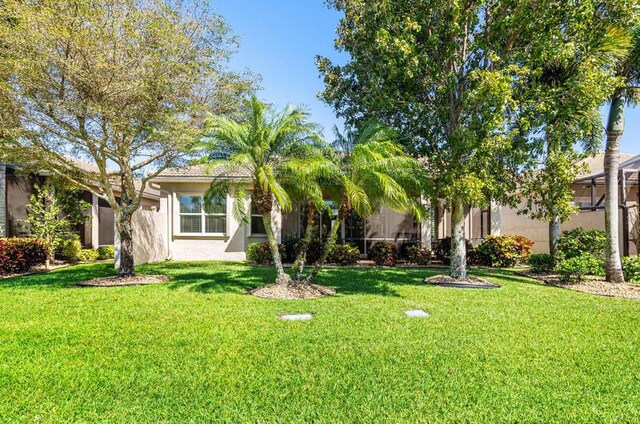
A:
1,261,640,422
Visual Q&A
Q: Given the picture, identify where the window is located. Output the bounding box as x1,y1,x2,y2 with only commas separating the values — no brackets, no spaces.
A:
179,195,226,234
250,201,266,235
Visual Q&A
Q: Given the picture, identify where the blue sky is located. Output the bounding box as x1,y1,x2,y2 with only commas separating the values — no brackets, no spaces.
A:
215,0,639,155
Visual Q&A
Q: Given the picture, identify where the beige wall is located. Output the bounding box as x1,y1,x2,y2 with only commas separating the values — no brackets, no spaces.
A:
500,200,637,256
151,181,281,262
115,208,167,266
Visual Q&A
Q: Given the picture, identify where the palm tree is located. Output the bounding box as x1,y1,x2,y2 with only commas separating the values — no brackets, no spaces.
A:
604,25,639,283
299,123,427,285
198,96,328,285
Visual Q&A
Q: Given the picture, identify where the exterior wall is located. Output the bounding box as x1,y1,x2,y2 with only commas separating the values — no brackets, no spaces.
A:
155,181,271,262
501,202,634,255
432,201,489,245
499,192,637,256
115,208,166,266
6,172,37,236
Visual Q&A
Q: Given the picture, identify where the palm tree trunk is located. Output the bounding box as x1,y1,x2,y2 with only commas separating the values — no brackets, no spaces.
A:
450,196,467,280
549,215,561,258
292,203,316,281
604,93,625,283
302,217,341,285
261,212,291,285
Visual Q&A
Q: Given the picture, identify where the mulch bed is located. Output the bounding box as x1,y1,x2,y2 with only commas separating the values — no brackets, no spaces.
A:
77,275,171,287
249,283,336,300
519,271,640,300
424,274,500,289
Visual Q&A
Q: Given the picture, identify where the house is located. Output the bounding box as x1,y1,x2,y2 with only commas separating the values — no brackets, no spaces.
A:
131,152,638,264
0,160,160,248
497,152,639,256
140,164,497,263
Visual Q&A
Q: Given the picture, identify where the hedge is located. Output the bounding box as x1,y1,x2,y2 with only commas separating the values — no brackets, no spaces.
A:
0,238,49,274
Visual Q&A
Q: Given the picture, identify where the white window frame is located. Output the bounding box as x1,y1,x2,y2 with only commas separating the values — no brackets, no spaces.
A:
248,200,267,237
175,193,228,237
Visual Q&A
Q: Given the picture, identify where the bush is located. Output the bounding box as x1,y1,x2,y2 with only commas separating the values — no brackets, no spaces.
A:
281,235,300,263
327,243,360,265
246,241,285,265
467,247,489,266
368,241,397,266
433,237,474,264
556,228,606,261
622,256,640,283
529,253,555,273
399,241,420,259
77,249,100,262
60,236,81,262
97,245,115,260
406,244,432,265
556,253,604,282
305,239,325,265
476,235,534,268
0,237,49,274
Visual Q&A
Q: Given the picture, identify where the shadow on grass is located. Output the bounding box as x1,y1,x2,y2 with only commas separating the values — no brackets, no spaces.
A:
0,262,117,289
145,261,433,297
0,260,552,298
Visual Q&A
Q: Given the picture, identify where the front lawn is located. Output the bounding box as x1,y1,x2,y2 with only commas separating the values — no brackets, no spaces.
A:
1,262,640,422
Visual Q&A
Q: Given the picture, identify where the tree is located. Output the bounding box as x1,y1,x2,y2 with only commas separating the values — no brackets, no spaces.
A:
604,24,640,283
199,96,328,285
298,122,427,285
24,183,90,267
0,0,255,277
517,24,629,257
318,0,543,279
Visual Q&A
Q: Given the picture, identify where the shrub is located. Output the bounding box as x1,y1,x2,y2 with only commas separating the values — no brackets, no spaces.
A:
529,253,555,273
327,243,360,265
60,236,82,262
97,245,115,260
246,241,285,265
476,235,534,268
556,253,604,283
0,237,49,274
281,235,300,263
406,244,432,265
399,241,420,259
305,239,325,265
433,237,474,264
368,241,397,266
77,249,100,262
622,256,640,283
556,228,606,261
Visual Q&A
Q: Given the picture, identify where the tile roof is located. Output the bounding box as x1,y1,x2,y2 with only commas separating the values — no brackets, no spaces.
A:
575,152,640,182
577,152,637,178
156,163,252,179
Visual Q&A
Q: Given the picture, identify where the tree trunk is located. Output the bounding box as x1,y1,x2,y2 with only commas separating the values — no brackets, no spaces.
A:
549,215,561,259
604,93,625,283
292,203,316,281
261,211,291,285
303,215,342,285
116,211,135,278
450,197,467,280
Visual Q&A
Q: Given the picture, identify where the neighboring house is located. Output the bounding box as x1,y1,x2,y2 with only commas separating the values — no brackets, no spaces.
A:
0,160,160,248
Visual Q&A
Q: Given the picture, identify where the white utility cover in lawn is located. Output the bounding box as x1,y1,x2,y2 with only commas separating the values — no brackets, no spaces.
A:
280,313,313,321
404,309,430,318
